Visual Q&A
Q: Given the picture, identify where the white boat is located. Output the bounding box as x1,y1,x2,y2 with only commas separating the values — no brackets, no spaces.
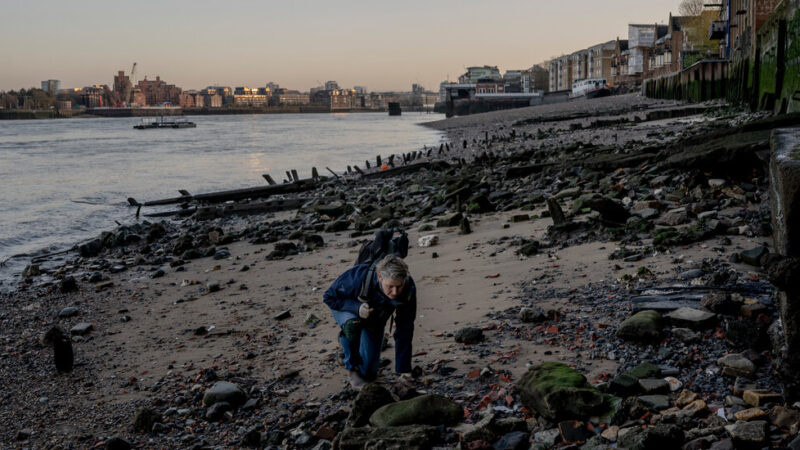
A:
571,78,611,99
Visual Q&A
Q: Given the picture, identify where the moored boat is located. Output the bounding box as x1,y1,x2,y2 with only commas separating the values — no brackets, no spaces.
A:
571,78,611,99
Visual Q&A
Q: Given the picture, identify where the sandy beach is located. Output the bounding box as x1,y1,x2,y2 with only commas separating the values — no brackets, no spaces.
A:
2,93,790,449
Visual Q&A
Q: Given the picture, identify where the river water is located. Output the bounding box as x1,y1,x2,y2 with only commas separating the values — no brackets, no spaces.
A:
0,112,445,287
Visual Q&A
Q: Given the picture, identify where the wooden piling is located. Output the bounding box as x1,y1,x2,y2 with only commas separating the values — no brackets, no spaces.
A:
263,174,277,185
291,169,299,182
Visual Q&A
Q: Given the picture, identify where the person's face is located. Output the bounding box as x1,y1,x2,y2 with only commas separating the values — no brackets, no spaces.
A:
377,274,405,300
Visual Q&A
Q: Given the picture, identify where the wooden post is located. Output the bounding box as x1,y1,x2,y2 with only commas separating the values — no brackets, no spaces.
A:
365,160,371,169
263,174,276,185
376,155,382,166
353,165,364,175
347,165,352,174
326,167,340,178
285,171,292,182
311,167,319,180
291,169,299,182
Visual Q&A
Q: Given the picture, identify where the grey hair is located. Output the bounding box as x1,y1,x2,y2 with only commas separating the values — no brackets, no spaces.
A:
377,255,409,281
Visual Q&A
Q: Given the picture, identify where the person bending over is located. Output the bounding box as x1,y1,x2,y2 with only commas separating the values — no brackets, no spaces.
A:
323,255,416,390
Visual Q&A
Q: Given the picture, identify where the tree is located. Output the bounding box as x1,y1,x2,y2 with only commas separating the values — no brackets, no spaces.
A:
679,0,704,16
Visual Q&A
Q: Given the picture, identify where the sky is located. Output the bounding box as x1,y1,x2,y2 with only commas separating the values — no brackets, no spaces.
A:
0,0,683,92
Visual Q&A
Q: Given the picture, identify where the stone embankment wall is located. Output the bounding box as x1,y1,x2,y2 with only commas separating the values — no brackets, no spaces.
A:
644,0,799,113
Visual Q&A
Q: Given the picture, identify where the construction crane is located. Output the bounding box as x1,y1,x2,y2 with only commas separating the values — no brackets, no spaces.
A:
123,62,137,105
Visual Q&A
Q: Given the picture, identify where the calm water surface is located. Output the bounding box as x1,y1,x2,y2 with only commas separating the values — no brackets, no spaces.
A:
0,112,445,286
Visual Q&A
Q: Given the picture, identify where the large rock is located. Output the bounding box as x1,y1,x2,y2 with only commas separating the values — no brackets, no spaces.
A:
616,310,663,341
583,197,630,224
516,362,608,421
724,420,767,448
617,423,684,450
369,394,463,427
203,381,247,408
664,307,716,329
436,212,463,228
717,353,756,378
455,327,484,344
336,425,439,450
347,383,396,427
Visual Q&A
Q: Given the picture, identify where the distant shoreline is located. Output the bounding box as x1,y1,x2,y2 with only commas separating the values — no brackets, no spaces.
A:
0,105,437,120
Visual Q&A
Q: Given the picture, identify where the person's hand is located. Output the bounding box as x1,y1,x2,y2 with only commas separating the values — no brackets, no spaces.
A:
358,303,373,319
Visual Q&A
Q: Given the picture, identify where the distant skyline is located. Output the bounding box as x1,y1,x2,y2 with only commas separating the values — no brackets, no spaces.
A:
1,0,683,92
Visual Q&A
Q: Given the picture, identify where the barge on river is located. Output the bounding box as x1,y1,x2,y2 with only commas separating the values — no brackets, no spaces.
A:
134,117,196,129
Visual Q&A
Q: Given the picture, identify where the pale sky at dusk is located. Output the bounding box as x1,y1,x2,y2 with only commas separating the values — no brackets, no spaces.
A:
1,0,683,92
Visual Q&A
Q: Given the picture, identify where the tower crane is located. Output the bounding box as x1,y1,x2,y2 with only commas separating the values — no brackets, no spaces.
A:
123,62,137,105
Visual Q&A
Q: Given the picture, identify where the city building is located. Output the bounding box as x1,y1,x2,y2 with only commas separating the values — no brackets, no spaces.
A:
232,86,270,105
113,71,133,105
548,55,573,92
520,66,549,93
136,76,182,105
716,0,780,60
272,88,310,105
610,38,631,87
588,41,616,80
458,66,501,84
41,79,60,94
412,83,425,94
354,86,368,95
80,86,105,108
571,49,590,84
324,81,339,91
330,89,357,110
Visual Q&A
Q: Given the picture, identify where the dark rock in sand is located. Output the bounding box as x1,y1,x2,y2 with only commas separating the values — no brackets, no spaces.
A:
213,248,231,260
616,310,663,341
205,401,231,421
547,198,567,226
348,383,396,427
203,381,247,407
725,420,767,448
181,249,203,260
369,394,463,427
337,425,439,450
437,212,463,228
105,436,132,450
324,219,351,233
618,423,684,450
58,306,79,318
133,408,162,432
516,240,539,256
70,322,93,336
304,234,325,250
59,276,78,293
42,326,73,373
455,327,484,344
516,361,608,421
493,431,530,450
664,307,716,330
740,246,768,266
701,292,739,315
584,197,630,225
79,239,103,257
519,307,547,323
241,428,262,447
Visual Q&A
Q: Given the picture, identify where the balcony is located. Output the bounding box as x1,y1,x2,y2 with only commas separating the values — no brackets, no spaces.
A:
709,21,726,40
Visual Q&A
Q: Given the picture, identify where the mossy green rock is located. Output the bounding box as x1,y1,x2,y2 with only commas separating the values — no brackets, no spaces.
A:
369,394,463,427
516,362,607,421
616,310,663,341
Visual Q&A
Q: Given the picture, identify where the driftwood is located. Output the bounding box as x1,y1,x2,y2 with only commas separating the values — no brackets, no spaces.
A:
147,197,309,219
132,178,320,207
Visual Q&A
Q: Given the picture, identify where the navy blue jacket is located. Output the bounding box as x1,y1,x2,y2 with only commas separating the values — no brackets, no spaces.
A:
323,264,416,373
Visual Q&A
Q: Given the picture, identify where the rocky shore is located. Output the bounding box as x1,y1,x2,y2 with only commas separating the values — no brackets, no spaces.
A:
3,93,800,449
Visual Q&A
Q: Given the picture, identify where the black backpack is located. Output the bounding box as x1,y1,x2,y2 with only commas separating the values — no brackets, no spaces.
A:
355,228,409,303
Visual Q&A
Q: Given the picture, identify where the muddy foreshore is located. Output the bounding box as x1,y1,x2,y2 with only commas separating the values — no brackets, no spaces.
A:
2,93,798,449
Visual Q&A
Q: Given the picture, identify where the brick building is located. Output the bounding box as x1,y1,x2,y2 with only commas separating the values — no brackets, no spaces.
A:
136,76,182,106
